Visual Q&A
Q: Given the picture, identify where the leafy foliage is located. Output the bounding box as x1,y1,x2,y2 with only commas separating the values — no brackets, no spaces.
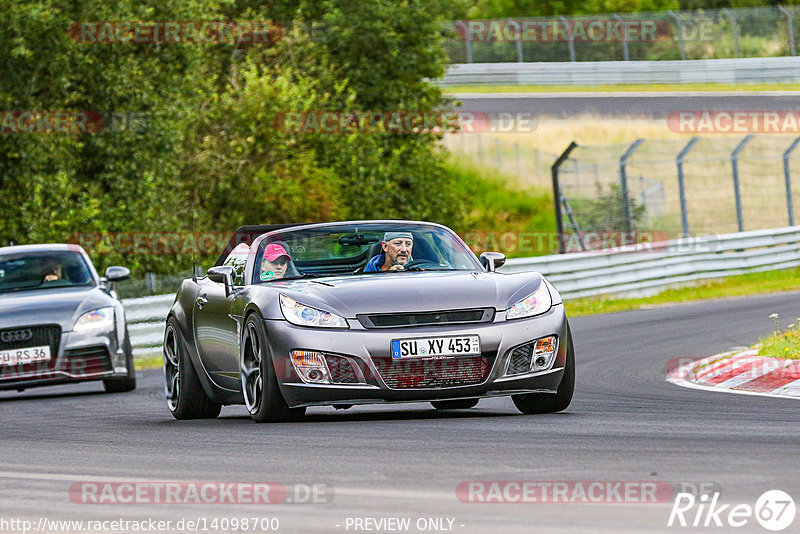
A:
1,0,468,276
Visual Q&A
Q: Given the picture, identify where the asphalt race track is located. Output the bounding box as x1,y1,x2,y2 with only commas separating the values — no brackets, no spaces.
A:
2,291,799,533
453,92,800,118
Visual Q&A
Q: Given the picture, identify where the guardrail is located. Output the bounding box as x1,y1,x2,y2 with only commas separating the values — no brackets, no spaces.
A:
499,226,800,298
124,225,800,355
440,57,800,86
122,293,173,357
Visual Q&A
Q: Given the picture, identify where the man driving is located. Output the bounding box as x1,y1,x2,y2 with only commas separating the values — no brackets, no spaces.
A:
364,232,413,272
261,243,292,281
42,259,62,282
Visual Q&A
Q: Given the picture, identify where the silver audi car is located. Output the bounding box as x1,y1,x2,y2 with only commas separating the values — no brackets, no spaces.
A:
164,221,574,422
0,244,135,393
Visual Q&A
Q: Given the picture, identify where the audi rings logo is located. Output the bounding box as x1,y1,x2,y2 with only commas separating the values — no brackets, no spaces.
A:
1,329,33,343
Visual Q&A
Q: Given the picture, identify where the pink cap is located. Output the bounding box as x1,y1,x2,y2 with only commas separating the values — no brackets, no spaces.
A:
263,243,290,262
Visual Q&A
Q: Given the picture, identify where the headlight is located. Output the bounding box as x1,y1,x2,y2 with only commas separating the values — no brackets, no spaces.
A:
73,307,115,331
279,295,348,328
506,283,552,320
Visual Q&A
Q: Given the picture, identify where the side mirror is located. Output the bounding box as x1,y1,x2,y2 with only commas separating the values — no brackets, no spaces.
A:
207,265,235,296
104,266,130,282
479,252,506,272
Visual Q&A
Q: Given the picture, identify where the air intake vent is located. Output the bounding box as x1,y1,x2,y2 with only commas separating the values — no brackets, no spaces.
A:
358,308,495,329
324,354,361,384
505,342,534,375
61,346,113,376
373,353,495,389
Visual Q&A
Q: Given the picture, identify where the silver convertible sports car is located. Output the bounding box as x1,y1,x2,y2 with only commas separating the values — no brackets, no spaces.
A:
0,244,135,393
164,221,574,422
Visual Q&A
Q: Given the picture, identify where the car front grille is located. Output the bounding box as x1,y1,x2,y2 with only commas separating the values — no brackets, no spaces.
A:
0,325,61,379
358,308,495,329
324,354,361,384
61,346,113,376
506,342,534,375
372,353,495,389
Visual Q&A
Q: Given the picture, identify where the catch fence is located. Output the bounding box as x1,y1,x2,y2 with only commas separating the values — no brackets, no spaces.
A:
552,135,800,252
446,5,800,63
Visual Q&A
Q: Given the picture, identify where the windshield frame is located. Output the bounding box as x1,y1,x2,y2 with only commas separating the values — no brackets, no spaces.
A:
248,221,482,284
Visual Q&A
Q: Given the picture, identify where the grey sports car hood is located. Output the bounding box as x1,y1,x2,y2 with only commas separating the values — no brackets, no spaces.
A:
0,286,112,331
266,270,549,317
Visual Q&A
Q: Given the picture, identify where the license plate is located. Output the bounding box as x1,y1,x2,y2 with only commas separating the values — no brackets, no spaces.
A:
391,335,480,359
0,345,51,367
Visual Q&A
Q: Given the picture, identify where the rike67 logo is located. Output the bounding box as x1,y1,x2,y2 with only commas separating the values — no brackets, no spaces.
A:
668,490,796,531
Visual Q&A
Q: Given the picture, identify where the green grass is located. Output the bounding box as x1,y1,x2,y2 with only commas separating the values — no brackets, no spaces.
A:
444,82,800,93
566,267,800,317
757,316,800,360
135,352,162,371
446,157,557,257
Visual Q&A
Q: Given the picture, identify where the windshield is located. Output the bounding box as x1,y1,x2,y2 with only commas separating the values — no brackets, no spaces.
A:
253,223,480,283
0,250,95,293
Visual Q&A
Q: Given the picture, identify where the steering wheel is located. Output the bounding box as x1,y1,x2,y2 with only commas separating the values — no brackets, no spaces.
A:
403,259,441,270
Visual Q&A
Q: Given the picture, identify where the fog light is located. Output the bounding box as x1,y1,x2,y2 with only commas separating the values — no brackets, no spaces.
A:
531,336,558,371
307,369,323,381
290,350,330,384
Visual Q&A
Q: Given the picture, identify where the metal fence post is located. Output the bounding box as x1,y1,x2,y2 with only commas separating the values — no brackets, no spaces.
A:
782,136,800,226
619,139,644,240
145,272,156,294
731,135,753,232
560,16,576,61
779,6,797,56
506,19,523,62
667,11,686,60
612,14,629,60
552,141,579,253
676,137,700,238
721,9,741,58
457,21,473,63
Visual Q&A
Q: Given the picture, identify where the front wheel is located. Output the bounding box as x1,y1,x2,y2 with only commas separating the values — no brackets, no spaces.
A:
512,324,575,415
163,318,221,420
241,315,305,423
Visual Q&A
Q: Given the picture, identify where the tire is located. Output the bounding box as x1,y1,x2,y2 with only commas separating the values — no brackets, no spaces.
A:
241,314,305,423
103,326,136,393
512,323,575,415
163,317,221,420
431,399,479,410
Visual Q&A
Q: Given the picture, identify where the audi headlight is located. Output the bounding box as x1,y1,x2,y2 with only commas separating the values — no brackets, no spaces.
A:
73,307,115,331
506,284,552,320
279,295,348,328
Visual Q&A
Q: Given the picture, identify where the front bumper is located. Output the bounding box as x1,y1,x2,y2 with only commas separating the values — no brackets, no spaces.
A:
265,304,568,408
0,324,129,391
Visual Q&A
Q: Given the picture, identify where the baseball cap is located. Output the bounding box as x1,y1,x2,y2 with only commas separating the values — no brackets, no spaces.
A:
263,243,291,262
383,231,413,242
